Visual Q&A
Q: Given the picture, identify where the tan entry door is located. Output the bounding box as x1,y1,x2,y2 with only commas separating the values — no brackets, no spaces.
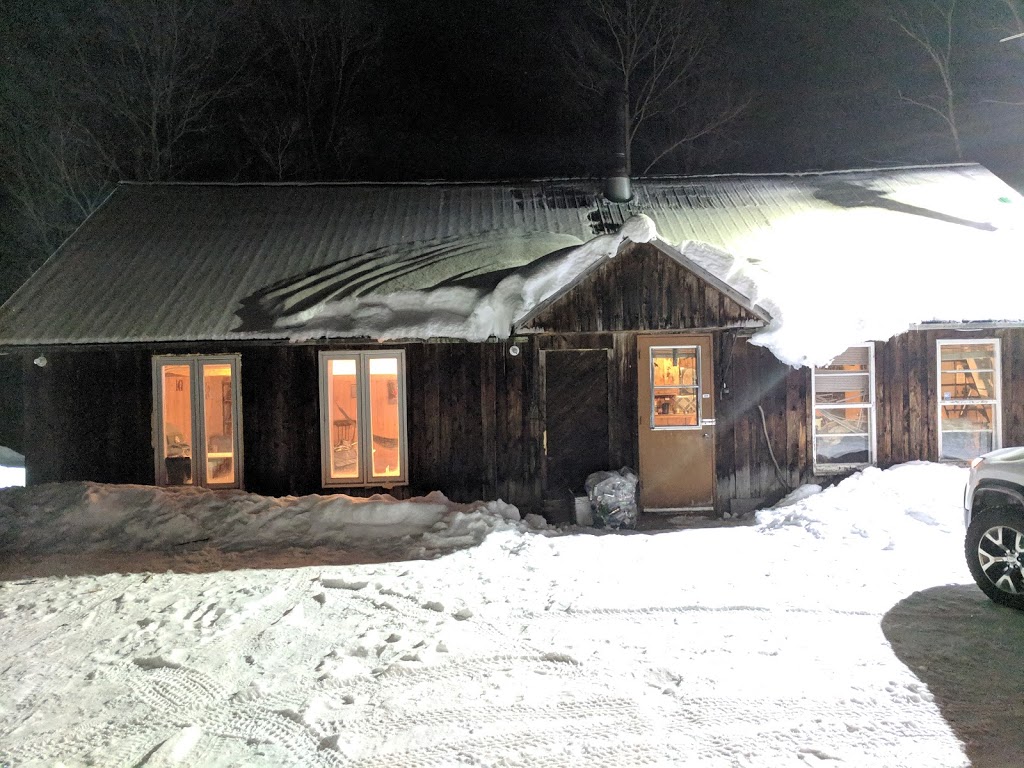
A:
637,334,715,511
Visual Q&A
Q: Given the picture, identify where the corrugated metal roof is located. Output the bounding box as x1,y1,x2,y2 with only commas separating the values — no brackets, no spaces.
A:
0,164,1018,346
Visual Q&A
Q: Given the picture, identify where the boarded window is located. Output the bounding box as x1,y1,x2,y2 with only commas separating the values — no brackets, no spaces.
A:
153,355,242,488
812,345,875,472
938,340,1001,461
319,351,407,487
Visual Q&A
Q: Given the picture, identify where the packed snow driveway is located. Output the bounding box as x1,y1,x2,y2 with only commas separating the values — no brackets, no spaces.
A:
0,464,986,765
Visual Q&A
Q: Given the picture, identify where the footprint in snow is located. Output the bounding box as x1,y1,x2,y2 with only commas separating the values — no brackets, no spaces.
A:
320,578,369,590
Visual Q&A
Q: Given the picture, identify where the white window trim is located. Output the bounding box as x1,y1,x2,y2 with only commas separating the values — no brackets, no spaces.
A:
936,338,1002,461
649,344,703,431
811,343,876,474
152,354,244,489
318,350,409,488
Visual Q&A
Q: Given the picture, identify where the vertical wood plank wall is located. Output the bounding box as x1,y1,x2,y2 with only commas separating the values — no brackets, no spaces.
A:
874,328,1024,465
17,327,1024,516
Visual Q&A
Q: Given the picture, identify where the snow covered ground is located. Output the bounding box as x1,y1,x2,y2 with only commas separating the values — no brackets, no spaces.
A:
0,462,1018,767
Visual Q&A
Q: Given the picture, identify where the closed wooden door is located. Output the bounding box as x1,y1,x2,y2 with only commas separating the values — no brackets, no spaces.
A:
637,334,715,511
543,349,611,499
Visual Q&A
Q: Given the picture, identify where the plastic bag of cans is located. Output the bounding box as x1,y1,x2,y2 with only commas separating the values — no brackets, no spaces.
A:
585,467,639,529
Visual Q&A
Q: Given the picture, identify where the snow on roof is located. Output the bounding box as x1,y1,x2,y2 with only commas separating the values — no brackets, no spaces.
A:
0,164,1020,367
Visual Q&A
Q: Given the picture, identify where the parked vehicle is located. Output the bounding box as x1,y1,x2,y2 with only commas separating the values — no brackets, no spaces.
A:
964,447,1024,609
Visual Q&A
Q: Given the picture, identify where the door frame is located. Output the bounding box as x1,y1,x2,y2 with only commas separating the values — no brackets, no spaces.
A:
636,333,716,513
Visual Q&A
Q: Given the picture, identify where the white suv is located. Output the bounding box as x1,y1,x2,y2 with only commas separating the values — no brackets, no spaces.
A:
964,447,1024,609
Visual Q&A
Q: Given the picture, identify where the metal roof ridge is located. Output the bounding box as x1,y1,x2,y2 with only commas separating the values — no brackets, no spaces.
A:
113,163,986,190
116,177,607,189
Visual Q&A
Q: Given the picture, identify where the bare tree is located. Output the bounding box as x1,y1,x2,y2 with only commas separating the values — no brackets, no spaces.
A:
246,0,383,178
74,0,251,181
560,0,748,174
878,0,966,159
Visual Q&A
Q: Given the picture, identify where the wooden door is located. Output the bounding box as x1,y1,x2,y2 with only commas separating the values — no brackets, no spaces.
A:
637,334,716,511
543,349,611,500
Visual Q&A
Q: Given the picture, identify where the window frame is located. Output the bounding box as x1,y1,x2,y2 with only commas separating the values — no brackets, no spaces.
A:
936,338,1001,462
318,349,409,488
811,343,876,475
648,344,703,431
151,353,243,489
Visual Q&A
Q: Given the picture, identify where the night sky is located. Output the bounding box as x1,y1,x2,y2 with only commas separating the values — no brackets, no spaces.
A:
1,0,1023,302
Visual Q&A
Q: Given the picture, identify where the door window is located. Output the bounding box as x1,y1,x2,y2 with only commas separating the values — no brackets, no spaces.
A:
650,346,700,429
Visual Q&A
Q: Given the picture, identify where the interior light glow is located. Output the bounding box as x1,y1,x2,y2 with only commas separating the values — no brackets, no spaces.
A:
368,357,398,375
331,359,357,376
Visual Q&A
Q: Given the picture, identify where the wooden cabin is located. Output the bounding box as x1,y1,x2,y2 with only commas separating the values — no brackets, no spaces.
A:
2,164,1022,521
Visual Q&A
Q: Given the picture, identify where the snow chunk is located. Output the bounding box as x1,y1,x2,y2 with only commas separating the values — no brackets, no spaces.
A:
619,213,657,244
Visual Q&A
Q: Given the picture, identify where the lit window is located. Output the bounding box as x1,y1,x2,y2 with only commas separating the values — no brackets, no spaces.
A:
812,345,875,472
319,351,408,487
937,340,1001,461
153,355,242,488
650,346,701,429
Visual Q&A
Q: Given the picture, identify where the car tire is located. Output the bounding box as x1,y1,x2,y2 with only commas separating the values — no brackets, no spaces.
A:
966,505,1024,610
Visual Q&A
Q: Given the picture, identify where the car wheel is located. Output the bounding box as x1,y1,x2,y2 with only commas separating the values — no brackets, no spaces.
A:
966,506,1024,610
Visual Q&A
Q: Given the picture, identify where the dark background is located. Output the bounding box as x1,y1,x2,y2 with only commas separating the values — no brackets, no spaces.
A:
1,0,1022,304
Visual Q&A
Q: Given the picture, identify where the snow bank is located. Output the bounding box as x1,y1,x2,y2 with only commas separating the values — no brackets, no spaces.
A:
756,462,967,548
0,482,547,559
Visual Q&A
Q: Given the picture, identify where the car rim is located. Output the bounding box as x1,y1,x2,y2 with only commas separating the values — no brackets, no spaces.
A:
978,525,1024,594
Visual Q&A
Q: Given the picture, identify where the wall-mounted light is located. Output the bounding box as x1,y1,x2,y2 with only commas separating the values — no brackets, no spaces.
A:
508,345,520,357
33,355,47,367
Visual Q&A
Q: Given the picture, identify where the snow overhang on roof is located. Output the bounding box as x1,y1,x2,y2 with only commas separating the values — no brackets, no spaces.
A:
0,164,1021,368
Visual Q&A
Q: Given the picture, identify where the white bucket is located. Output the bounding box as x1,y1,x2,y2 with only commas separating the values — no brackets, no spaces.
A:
574,497,593,527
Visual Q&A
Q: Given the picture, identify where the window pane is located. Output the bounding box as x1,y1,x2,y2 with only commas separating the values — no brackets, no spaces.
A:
941,403,994,432
368,356,401,478
816,435,869,465
942,431,994,461
815,373,870,404
653,348,697,386
328,358,360,480
940,370,997,401
940,343,997,401
816,346,869,373
161,364,193,485
815,408,869,435
940,344,996,372
203,364,235,485
653,388,699,427
941,403,995,461
652,347,699,428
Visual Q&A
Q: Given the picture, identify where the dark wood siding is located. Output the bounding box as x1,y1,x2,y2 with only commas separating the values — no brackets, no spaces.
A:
520,242,761,333
875,328,1024,465
20,326,1024,519
0,352,23,453
23,348,154,485
20,341,547,510
542,349,610,500
712,335,813,511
